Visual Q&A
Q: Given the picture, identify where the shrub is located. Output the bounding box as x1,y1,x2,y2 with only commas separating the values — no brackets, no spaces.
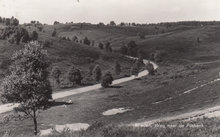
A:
51,66,61,84
146,61,155,75
93,65,102,81
105,42,112,53
101,72,113,88
84,37,91,45
67,65,82,85
98,43,104,50
72,36,78,42
31,31,38,41
130,59,142,76
127,41,138,56
52,29,57,37
110,21,116,26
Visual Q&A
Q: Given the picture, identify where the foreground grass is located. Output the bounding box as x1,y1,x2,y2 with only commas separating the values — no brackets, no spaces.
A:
3,117,220,137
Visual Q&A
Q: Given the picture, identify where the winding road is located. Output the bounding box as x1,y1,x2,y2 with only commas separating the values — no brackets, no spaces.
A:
0,57,158,114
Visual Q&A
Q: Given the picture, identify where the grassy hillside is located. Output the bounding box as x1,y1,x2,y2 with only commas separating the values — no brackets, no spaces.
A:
1,21,220,136
55,23,220,64
0,23,134,92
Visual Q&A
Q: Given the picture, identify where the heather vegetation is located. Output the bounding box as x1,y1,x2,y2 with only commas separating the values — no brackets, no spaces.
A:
1,15,220,137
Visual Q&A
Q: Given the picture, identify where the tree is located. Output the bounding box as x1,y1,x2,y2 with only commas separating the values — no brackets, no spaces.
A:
114,61,121,75
146,61,155,75
54,21,60,25
110,21,116,26
21,30,30,43
14,30,21,45
84,37,91,45
120,22,125,26
130,59,142,76
98,43,104,50
0,41,52,135
10,18,19,26
31,31,38,41
68,65,82,85
52,29,57,37
5,18,10,26
105,42,112,52
93,65,102,81
51,66,61,84
72,36,78,42
101,72,113,88
127,41,138,56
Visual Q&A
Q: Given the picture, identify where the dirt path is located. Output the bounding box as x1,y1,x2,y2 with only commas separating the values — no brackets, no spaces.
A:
0,58,158,114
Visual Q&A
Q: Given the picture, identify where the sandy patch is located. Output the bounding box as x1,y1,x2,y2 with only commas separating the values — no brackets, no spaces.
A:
102,108,132,116
40,123,89,136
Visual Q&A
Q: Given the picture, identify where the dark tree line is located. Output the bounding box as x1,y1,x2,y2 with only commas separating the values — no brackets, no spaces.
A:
0,16,19,26
0,26,38,45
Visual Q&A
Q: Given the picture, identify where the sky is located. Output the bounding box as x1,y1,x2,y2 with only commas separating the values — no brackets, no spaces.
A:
0,0,220,24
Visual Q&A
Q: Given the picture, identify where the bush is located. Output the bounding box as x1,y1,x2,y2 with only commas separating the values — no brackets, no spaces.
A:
84,37,91,45
105,42,112,52
93,65,102,81
101,72,113,88
31,31,38,41
130,59,142,76
146,61,155,75
98,43,104,50
67,65,83,85
52,29,57,37
51,66,61,84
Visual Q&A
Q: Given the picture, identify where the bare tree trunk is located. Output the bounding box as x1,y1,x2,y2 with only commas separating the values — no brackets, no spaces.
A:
33,108,38,135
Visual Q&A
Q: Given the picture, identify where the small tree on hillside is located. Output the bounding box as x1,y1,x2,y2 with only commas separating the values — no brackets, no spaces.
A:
51,66,61,84
31,31,38,41
98,43,104,50
84,37,91,45
115,61,121,75
105,42,112,52
52,29,57,37
0,42,52,135
21,29,30,43
146,61,155,75
101,72,113,88
93,65,102,81
130,59,142,76
68,65,83,85
110,21,116,26
14,30,21,45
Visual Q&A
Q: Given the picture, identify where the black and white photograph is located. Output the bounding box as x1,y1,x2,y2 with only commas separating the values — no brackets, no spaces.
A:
0,0,220,136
